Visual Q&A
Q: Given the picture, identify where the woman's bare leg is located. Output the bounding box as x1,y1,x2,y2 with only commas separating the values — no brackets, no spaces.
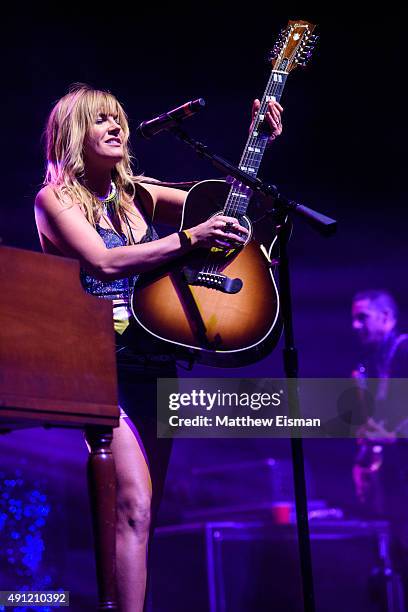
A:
112,417,152,612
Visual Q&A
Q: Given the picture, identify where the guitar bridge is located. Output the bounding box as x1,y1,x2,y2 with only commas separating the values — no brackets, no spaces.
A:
183,267,243,294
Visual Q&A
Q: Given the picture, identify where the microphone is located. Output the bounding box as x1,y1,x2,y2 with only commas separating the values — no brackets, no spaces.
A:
136,98,206,139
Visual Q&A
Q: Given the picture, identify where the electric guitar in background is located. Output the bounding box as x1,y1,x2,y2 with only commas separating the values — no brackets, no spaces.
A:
132,20,317,366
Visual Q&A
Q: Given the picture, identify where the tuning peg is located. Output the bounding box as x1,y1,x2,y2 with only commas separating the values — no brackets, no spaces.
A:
267,49,278,62
300,55,313,66
295,52,313,67
306,39,318,49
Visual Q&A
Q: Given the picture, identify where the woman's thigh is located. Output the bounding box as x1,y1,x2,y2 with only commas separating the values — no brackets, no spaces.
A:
116,366,175,521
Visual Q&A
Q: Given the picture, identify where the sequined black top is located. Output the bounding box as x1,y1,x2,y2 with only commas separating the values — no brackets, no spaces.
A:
80,223,158,303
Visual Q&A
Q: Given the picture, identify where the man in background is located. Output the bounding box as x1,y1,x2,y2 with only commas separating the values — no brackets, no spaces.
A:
351,289,408,597
351,289,408,507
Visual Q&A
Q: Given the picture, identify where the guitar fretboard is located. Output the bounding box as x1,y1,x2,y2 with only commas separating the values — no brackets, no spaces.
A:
223,69,288,218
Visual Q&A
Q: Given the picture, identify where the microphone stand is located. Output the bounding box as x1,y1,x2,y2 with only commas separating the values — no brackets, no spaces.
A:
169,124,338,612
169,125,337,237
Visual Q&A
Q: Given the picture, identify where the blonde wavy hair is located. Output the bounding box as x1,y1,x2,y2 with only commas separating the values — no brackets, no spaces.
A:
44,83,143,229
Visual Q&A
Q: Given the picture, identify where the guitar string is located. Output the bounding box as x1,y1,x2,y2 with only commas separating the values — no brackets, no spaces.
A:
235,72,286,214
200,30,305,281
224,76,282,253
229,72,283,216
203,73,283,278
201,75,281,279
202,70,285,279
227,74,283,224
225,77,280,233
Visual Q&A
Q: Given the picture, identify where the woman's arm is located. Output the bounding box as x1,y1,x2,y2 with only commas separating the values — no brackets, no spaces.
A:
35,186,247,280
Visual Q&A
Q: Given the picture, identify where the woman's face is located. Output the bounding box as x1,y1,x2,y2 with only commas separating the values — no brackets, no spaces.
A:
83,111,125,168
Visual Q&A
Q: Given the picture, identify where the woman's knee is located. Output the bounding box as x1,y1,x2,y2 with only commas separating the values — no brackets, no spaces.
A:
117,487,152,540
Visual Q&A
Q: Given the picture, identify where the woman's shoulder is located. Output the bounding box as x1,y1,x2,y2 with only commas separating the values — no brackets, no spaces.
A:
35,184,76,211
35,185,61,218
36,184,62,205
35,184,56,203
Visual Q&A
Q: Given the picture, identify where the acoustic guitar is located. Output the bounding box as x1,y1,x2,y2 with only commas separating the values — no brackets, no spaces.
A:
132,20,317,366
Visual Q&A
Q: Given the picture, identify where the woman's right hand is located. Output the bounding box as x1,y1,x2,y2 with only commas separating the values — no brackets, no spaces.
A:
188,215,249,248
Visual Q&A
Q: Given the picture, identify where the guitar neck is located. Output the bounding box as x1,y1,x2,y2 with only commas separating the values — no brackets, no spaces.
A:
224,69,288,217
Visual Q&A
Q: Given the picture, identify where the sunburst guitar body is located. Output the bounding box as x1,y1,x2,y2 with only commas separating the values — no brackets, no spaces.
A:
132,179,281,366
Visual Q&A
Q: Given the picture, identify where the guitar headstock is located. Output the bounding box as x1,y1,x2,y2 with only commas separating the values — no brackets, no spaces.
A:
269,20,317,72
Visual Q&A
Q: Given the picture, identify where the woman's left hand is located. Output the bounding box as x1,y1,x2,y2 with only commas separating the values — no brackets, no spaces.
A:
250,98,283,143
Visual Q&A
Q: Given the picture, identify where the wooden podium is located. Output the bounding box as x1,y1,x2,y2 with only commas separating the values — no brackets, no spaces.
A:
0,246,120,611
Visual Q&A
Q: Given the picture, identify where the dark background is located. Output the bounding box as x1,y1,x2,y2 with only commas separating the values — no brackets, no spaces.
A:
0,9,406,602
